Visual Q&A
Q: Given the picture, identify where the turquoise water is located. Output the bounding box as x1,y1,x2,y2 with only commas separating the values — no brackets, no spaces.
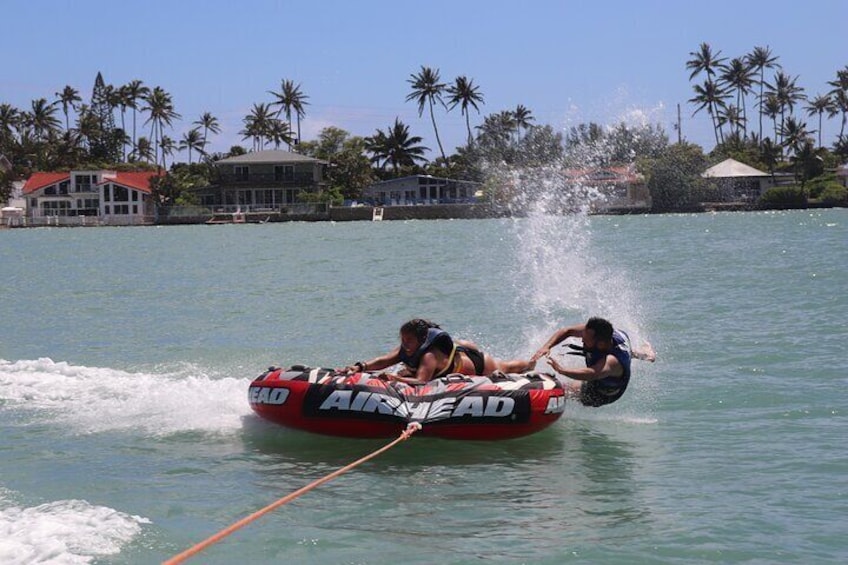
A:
1,209,846,563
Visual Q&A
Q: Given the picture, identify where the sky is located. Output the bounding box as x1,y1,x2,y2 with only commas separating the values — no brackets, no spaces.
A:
3,0,846,160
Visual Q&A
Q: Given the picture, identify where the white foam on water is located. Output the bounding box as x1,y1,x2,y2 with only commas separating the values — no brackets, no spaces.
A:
0,488,149,565
0,358,252,436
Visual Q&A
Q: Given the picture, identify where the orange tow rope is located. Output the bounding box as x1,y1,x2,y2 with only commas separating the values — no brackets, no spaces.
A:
162,422,422,565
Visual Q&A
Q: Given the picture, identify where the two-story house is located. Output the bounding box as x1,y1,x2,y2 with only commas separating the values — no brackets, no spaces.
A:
21,170,161,226
193,150,327,212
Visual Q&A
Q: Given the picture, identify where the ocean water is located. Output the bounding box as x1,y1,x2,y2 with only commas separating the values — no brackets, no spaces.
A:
0,208,846,564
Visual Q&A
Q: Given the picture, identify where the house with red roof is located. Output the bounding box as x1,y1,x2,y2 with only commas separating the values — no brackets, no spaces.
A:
562,164,651,212
21,169,162,226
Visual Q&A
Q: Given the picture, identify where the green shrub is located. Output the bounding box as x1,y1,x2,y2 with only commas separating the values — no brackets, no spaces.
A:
758,186,807,209
806,173,838,199
819,183,848,205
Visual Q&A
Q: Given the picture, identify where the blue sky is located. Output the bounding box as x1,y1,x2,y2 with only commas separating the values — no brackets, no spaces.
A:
3,0,846,159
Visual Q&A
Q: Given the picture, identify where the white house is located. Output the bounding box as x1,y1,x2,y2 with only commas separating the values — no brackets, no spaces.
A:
22,170,162,226
702,158,774,202
362,175,481,206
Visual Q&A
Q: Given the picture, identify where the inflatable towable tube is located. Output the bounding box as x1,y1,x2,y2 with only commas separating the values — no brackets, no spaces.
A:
249,365,567,440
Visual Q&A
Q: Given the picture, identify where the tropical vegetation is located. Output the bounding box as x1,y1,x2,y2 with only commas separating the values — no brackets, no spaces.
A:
1,49,846,211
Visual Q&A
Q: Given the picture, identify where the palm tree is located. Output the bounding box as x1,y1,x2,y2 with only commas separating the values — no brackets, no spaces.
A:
406,66,447,161
512,104,535,139
805,94,835,148
446,76,484,144
780,116,811,159
179,128,205,164
717,104,746,139
133,136,154,163
689,79,729,145
768,71,806,146
74,104,96,151
29,98,61,142
476,111,518,145
123,79,149,154
0,103,20,150
719,58,756,137
365,118,428,172
763,94,782,149
828,66,848,138
686,44,730,146
240,102,276,150
686,42,727,81
143,86,180,166
745,46,780,144
113,85,133,160
268,119,294,149
831,89,848,140
159,135,176,169
760,137,780,179
55,85,81,131
269,79,309,147
193,112,221,153
104,84,127,155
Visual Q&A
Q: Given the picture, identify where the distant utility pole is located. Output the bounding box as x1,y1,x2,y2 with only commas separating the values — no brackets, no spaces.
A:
677,103,682,144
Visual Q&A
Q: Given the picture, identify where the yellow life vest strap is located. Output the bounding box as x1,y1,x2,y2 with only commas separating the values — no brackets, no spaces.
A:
433,343,460,379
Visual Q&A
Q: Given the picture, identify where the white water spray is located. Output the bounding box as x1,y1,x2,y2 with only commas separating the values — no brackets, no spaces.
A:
0,358,252,436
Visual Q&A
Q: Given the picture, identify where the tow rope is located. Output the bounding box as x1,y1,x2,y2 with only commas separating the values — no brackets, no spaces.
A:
162,422,422,565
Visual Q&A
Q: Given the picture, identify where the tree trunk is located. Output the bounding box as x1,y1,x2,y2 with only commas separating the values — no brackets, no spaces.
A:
429,98,446,161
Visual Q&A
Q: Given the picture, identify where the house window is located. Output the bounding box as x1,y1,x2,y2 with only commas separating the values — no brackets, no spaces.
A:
275,165,294,181
75,175,92,192
237,191,253,205
132,191,138,202
113,204,129,215
59,181,69,195
77,198,99,216
44,185,56,195
234,166,249,181
42,201,71,216
114,185,129,202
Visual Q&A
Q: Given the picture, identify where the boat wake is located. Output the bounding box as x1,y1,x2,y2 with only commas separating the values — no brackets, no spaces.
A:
0,358,252,437
0,487,149,565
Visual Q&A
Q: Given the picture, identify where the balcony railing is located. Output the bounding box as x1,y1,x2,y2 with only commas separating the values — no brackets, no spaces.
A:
219,172,317,185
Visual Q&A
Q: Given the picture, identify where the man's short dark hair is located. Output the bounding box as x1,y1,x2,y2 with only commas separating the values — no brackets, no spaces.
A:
586,317,614,342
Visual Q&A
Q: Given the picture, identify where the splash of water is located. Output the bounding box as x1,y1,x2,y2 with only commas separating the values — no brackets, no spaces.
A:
480,116,659,413
485,160,645,339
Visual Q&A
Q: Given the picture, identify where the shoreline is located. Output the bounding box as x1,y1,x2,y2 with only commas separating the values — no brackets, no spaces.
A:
3,201,843,229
